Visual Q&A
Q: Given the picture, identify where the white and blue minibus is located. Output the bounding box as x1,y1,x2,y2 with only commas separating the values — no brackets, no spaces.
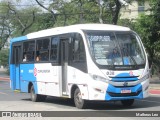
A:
9,24,150,109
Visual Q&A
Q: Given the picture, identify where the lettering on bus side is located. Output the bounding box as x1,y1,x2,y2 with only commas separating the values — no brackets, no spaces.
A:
33,68,51,77
37,70,50,73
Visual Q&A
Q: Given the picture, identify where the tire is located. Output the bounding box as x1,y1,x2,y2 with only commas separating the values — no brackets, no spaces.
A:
74,88,87,109
30,85,46,102
121,99,134,107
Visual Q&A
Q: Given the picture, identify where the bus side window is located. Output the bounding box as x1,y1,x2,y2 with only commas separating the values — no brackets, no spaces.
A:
23,41,35,62
71,33,87,73
23,53,27,62
73,34,86,62
36,39,50,62
50,37,59,62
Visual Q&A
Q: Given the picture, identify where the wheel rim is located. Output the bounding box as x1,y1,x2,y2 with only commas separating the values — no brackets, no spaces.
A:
31,87,35,100
75,92,82,105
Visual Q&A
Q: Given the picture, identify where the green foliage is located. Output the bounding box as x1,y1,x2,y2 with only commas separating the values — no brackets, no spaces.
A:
20,13,54,33
133,0,160,68
10,6,42,36
118,0,160,71
3,0,160,73
0,1,11,51
53,0,100,26
0,49,9,67
0,0,127,42
118,19,135,29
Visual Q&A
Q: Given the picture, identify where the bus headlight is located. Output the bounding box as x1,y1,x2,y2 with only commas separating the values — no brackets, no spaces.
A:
140,74,150,82
90,74,108,83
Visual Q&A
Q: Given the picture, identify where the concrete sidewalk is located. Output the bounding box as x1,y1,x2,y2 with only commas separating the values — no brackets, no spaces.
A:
0,68,9,76
0,68,9,81
149,76,160,90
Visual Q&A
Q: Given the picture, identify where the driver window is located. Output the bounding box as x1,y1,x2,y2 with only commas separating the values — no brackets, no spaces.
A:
73,34,85,62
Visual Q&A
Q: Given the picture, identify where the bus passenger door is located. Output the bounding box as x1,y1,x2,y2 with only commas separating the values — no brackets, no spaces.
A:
13,45,21,90
61,39,69,96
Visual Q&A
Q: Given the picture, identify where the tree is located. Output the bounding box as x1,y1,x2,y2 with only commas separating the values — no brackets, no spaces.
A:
118,18,134,29
51,0,100,26
35,0,130,25
35,0,57,25
99,0,129,24
0,1,12,51
0,0,41,38
0,49,9,67
7,1,40,36
32,13,55,30
133,0,160,69
0,0,133,50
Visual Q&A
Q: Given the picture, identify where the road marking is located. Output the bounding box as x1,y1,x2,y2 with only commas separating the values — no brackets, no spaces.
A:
14,90,20,92
0,91,8,95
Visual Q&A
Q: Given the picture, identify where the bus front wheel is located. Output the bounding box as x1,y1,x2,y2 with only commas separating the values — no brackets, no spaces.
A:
30,85,46,102
74,88,87,109
121,99,134,107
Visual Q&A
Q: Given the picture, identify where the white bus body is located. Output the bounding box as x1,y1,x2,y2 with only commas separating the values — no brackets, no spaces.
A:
10,24,150,109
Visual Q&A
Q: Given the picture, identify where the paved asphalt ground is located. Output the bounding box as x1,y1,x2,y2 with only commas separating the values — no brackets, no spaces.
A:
0,68,160,95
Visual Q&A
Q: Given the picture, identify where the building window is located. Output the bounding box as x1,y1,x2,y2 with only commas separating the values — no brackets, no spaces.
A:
138,0,145,12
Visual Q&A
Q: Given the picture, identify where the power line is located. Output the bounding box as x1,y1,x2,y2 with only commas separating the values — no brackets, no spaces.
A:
0,4,50,7
0,12,98,18
0,9,149,17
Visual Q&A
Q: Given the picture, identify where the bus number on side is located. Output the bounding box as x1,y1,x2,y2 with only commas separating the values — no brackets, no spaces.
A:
106,71,114,76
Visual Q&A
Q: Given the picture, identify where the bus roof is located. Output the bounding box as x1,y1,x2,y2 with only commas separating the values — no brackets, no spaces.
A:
11,24,131,42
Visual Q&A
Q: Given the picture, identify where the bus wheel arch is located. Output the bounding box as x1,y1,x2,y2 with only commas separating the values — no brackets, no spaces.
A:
71,84,78,99
30,84,46,102
71,85,87,109
28,82,33,93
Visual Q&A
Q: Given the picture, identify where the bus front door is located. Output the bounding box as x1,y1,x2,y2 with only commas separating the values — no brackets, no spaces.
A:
61,39,69,96
13,45,21,90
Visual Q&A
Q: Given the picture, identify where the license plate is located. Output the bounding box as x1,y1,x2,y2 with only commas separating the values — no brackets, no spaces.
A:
121,89,131,93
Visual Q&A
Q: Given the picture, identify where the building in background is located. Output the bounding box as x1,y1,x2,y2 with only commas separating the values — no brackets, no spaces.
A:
120,0,150,20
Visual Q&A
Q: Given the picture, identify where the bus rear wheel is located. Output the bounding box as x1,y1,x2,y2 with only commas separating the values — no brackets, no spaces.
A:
121,99,134,107
30,85,46,102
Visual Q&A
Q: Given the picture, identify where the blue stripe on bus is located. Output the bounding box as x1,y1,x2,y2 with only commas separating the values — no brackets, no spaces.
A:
105,83,143,100
10,36,27,43
20,64,38,93
10,64,22,90
10,64,15,90
15,65,20,89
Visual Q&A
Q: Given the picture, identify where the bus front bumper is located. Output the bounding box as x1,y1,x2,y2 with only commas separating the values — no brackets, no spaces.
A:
105,80,149,101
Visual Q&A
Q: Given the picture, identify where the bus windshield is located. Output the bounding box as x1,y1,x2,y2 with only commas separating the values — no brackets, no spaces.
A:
84,30,146,69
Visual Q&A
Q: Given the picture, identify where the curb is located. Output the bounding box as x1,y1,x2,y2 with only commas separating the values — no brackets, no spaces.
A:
149,89,160,95
149,87,160,90
0,77,10,81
